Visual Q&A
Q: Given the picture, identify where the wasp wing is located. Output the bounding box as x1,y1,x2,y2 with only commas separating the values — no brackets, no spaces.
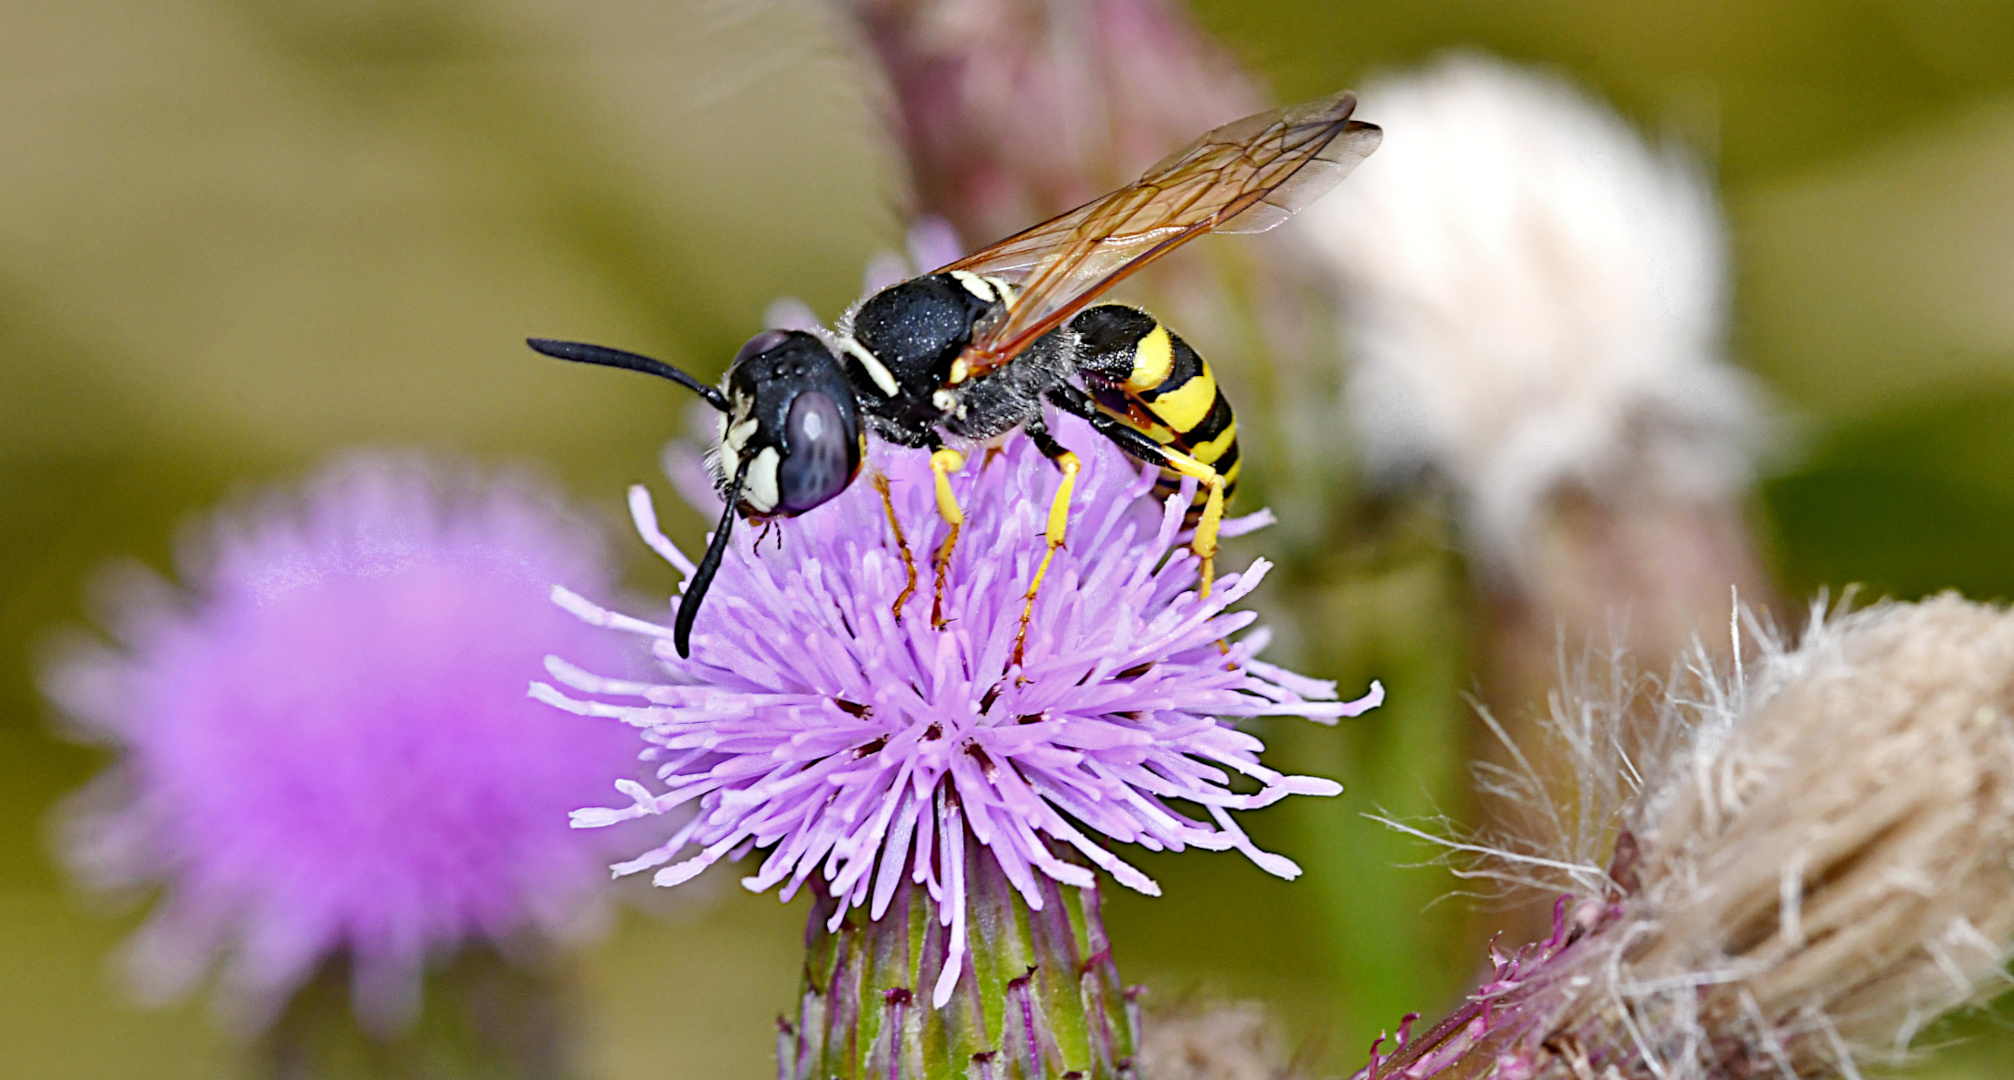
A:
936,90,1381,377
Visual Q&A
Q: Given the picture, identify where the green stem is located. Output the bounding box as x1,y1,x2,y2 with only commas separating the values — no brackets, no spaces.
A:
783,828,1137,1080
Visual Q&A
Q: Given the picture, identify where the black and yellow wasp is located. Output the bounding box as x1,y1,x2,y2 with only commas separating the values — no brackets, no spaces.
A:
530,91,1381,658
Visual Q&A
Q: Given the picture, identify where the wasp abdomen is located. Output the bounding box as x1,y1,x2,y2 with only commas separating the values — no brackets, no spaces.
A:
1070,305,1240,523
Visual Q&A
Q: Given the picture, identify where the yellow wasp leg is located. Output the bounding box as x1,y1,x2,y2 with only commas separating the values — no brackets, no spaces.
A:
928,447,966,627
872,471,918,621
1153,445,1228,599
1012,451,1081,668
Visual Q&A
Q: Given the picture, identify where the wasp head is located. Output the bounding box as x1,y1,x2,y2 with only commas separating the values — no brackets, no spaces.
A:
525,329,863,658
717,329,864,518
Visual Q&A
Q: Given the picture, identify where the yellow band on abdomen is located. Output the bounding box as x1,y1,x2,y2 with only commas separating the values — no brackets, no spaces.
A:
1189,417,1237,464
1146,366,1217,432
1122,325,1175,393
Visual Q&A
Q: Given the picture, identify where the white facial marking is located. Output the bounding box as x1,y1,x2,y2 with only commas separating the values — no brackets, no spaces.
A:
838,335,899,397
742,446,782,514
949,270,996,303
932,388,957,414
723,418,759,455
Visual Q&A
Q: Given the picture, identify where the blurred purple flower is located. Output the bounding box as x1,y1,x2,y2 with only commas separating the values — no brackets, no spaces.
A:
44,456,640,1033
536,415,1381,1007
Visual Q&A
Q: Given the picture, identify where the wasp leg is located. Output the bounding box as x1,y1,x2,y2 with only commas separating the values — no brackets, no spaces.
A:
872,471,918,621
1045,384,1228,598
1012,421,1081,668
928,445,966,627
1153,446,1225,597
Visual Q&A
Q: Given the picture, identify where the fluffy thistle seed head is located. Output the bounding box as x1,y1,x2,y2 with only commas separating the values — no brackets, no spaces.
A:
1368,595,2014,1079
537,414,1379,1006
1612,595,2014,1070
43,456,639,1034
1302,54,1764,569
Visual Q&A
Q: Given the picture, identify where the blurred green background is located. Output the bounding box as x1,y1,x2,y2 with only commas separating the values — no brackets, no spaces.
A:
4,0,2014,1076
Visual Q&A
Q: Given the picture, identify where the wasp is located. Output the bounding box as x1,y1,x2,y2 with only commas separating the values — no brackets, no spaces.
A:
531,91,1380,658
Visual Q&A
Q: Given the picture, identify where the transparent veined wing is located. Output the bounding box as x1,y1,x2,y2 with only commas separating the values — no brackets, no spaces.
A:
937,90,1381,380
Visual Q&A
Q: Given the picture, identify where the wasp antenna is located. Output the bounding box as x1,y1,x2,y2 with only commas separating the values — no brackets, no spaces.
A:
673,463,745,658
527,338,730,413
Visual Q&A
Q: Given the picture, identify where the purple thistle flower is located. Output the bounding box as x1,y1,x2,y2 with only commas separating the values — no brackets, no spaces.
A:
535,413,1381,1007
44,455,640,1033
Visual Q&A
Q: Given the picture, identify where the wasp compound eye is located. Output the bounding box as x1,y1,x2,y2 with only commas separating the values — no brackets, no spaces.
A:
776,390,860,515
732,329,793,369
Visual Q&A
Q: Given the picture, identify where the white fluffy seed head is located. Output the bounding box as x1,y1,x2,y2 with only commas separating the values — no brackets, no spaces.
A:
1448,596,2014,1077
1303,54,1764,569
1620,596,2014,1069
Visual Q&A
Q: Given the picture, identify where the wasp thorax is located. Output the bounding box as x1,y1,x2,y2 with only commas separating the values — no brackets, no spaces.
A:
719,330,862,518
851,277,986,377
837,274,1009,444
